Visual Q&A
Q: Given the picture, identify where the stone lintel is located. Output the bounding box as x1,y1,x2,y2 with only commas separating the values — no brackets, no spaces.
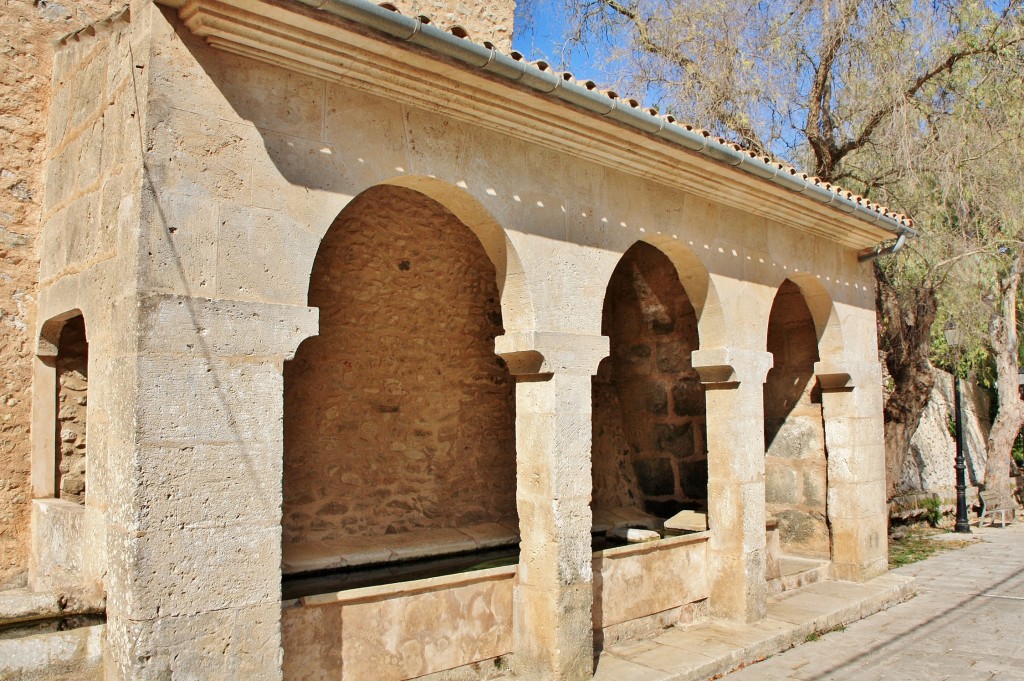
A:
496,332,608,377
814,361,853,391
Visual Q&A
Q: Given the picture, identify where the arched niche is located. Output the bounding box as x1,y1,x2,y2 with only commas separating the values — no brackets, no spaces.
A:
591,241,709,537
763,279,830,560
33,310,89,501
779,273,846,364
603,235,727,350
281,182,520,576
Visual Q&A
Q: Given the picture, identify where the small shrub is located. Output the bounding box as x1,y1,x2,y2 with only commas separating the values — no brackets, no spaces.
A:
920,497,943,527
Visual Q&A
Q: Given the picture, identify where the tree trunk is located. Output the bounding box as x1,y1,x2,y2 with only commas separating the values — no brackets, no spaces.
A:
875,264,938,501
985,249,1024,509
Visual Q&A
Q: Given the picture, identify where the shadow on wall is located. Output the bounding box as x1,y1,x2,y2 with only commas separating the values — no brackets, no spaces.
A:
764,280,829,560
163,7,876,323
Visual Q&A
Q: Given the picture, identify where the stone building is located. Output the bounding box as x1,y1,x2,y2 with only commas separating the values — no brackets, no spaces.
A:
11,0,913,677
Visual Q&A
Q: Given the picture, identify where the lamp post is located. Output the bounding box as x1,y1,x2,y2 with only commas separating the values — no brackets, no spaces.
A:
944,322,972,534
1017,369,1024,465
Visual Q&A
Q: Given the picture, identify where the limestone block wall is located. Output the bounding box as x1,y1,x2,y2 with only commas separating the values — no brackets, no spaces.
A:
0,0,125,588
45,4,894,676
283,184,517,549
30,8,147,599
894,371,990,512
764,281,829,559
592,242,707,520
282,566,515,680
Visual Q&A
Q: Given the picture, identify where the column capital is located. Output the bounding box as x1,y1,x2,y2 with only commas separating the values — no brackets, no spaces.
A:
495,332,609,377
814,360,882,392
691,348,773,387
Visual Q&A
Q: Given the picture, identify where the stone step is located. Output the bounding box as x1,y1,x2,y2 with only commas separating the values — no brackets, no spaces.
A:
767,556,831,596
594,572,916,681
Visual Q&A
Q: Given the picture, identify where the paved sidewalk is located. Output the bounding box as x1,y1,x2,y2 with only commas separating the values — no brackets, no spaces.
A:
593,567,915,680
722,523,1024,681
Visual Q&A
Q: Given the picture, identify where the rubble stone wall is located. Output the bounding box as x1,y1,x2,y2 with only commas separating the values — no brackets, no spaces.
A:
55,315,88,503
388,0,515,51
592,242,707,520
894,371,991,514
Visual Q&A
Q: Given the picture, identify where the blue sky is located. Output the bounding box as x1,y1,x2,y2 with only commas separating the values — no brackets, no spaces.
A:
512,1,615,82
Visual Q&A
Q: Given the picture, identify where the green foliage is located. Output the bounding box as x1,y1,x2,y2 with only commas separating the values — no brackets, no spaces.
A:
889,531,941,567
920,497,943,528
931,322,998,389
888,526,975,568
532,0,1024,481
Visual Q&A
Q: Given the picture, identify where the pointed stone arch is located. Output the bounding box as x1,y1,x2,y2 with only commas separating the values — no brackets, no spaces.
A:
601,236,726,350
592,240,709,528
763,279,831,561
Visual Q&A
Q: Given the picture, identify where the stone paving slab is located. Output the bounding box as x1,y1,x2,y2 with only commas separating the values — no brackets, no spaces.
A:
720,523,1024,681
593,569,916,681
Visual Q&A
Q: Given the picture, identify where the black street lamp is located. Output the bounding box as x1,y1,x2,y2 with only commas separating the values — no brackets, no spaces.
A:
944,322,972,534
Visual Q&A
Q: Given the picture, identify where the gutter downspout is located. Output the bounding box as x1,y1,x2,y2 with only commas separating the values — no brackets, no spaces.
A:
857,231,908,262
290,0,917,244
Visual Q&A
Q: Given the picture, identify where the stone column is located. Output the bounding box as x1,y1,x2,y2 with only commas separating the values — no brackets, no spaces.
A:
692,348,773,623
816,361,888,581
103,294,317,681
496,331,608,681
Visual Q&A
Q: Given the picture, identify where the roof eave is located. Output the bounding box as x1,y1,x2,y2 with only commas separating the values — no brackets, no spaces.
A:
155,0,916,250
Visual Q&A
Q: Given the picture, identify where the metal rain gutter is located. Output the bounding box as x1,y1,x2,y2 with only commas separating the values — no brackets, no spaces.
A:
291,0,919,249
857,233,908,262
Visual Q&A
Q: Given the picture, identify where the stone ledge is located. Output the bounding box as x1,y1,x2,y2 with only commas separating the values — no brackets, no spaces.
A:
290,563,517,608
594,531,711,561
282,521,520,574
0,624,104,680
593,572,916,681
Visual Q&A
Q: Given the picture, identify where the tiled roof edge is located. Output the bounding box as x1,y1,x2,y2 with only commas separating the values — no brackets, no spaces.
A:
294,0,917,239
58,6,130,45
